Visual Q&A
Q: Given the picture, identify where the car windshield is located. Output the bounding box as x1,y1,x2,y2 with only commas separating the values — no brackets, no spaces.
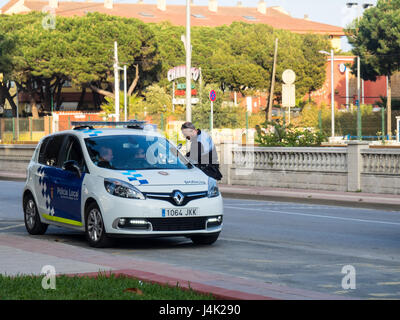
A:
85,134,191,170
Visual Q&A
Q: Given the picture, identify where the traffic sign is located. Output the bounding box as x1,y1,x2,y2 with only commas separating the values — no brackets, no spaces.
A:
282,69,296,85
209,90,216,102
175,89,197,96
177,83,195,90
282,84,296,107
173,98,199,105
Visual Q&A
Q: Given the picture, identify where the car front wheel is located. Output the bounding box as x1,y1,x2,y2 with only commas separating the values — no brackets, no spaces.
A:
85,203,112,248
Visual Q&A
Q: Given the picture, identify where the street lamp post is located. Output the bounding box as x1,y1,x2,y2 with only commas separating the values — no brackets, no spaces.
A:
346,2,374,140
114,41,120,122
123,65,127,121
319,50,335,138
185,0,192,122
357,56,362,139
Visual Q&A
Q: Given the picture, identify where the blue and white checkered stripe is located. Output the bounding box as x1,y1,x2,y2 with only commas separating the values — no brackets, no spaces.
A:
37,166,55,216
121,170,149,185
83,130,103,137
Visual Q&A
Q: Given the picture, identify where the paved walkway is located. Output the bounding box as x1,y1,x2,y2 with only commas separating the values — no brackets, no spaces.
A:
0,233,351,300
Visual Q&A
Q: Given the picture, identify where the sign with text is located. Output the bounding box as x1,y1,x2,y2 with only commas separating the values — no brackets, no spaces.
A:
168,66,200,82
177,83,195,90
173,98,199,105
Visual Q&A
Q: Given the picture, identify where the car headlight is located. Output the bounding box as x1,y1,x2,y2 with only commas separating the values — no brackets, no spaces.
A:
104,178,145,200
208,177,220,198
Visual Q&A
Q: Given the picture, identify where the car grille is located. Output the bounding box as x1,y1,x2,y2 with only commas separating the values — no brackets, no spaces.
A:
144,191,208,207
147,216,208,231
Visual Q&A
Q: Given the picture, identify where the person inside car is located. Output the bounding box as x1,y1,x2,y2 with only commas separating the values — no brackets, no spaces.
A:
97,146,114,169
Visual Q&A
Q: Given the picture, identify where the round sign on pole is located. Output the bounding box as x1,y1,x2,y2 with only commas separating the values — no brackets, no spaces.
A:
209,90,216,102
282,69,296,85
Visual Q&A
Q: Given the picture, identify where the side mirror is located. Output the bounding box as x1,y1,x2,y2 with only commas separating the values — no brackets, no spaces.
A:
62,160,82,178
177,143,183,150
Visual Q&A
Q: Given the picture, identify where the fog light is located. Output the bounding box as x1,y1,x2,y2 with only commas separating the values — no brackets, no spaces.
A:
119,218,126,226
207,216,223,228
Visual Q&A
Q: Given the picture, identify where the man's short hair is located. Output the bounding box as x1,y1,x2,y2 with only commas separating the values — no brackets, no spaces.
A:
181,122,196,130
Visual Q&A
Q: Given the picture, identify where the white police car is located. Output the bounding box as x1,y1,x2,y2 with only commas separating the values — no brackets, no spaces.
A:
22,121,223,247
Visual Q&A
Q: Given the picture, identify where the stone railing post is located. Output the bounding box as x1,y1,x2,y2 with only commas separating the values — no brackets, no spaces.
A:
347,141,369,192
219,142,233,185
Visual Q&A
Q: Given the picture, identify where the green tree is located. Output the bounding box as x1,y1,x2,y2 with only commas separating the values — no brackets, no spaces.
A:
101,92,142,119
346,0,400,137
0,12,70,117
0,12,159,118
61,13,159,105
0,32,17,115
137,84,175,116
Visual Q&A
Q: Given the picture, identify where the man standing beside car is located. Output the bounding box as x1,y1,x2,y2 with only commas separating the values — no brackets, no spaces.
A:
181,122,222,181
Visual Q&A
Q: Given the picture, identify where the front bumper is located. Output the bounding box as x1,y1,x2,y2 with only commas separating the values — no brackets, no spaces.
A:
98,191,224,236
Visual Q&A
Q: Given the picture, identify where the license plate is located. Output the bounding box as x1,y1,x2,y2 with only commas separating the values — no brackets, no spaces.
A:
162,208,199,217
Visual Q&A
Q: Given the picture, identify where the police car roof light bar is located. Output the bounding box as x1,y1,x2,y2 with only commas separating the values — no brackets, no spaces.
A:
71,120,147,130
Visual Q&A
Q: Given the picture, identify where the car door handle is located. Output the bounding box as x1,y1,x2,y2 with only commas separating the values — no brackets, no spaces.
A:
53,178,61,184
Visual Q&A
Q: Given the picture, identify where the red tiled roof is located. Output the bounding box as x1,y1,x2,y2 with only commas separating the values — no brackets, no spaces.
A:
0,0,20,13
1,1,345,36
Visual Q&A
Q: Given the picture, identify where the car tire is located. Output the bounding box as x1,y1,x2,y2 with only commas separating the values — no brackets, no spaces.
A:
85,202,112,248
190,232,220,245
23,194,48,235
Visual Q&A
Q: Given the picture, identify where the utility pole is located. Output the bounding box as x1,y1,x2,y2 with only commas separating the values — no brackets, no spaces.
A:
123,65,127,121
388,75,392,139
16,82,19,140
199,67,203,108
185,0,192,122
114,41,120,122
331,49,335,138
267,38,278,122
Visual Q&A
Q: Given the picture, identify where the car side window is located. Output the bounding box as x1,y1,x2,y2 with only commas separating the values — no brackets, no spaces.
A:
38,135,65,167
64,136,87,172
38,137,50,165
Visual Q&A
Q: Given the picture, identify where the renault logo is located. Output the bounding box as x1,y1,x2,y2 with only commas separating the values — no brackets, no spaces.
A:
173,191,185,205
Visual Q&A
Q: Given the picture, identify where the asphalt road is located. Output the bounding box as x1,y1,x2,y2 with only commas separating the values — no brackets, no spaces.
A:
1,181,400,299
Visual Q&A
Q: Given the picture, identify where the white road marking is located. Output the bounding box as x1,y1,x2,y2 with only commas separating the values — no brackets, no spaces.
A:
224,205,400,226
0,223,25,231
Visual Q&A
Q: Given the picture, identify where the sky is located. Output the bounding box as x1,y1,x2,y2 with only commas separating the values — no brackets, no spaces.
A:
0,0,379,50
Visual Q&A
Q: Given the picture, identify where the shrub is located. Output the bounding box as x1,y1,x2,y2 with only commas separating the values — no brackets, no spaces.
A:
255,120,327,147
